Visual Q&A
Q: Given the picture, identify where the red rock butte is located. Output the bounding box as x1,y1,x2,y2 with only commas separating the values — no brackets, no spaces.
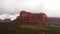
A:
13,10,48,26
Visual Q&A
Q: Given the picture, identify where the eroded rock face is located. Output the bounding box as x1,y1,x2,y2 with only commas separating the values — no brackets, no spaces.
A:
39,13,47,25
14,11,47,26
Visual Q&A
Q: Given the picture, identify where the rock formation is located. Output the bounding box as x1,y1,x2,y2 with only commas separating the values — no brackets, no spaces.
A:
13,10,47,26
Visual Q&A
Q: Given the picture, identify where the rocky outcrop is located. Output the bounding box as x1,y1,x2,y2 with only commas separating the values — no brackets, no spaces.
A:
13,11,47,26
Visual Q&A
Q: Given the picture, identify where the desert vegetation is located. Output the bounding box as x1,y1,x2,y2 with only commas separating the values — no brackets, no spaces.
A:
0,22,60,34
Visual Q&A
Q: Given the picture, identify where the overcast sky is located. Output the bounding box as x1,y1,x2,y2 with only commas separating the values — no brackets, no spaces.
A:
0,0,60,20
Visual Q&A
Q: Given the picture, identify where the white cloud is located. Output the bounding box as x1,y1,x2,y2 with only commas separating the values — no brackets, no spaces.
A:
0,14,19,20
0,0,60,17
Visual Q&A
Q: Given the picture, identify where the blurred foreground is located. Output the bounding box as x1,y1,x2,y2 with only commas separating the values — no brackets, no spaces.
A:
0,22,60,34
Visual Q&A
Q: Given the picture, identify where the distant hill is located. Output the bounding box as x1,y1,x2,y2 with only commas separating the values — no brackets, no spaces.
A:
0,19,12,23
48,17,60,24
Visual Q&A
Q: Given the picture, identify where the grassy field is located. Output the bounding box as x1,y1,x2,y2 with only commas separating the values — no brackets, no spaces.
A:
0,23,60,34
